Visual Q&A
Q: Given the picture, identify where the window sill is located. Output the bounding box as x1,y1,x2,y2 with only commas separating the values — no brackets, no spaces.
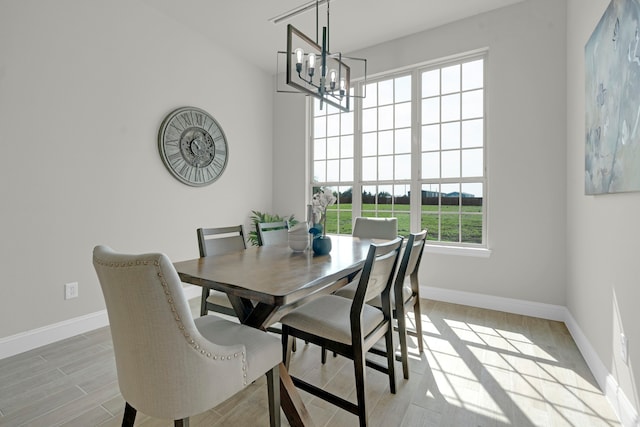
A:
423,244,492,258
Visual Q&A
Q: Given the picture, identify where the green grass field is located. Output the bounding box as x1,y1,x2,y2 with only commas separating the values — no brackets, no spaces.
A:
323,204,482,244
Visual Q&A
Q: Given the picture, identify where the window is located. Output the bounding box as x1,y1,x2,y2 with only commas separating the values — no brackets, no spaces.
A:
311,53,486,247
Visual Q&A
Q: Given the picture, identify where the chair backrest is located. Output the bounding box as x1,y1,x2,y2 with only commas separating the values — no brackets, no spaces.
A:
257,221,288,246
395,230,427,299
92,245,247,420
351,237,403,319
352,217,398,240
197,225,246,257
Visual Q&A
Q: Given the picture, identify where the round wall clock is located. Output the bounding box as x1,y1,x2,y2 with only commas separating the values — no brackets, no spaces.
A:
158,106,228,187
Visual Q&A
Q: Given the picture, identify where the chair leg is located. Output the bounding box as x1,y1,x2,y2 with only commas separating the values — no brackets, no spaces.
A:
353,347,368,427
413,298,424,354
122,402,136,427
266,365,281,427
396,308,410,380
321,346,327,364
200,287,210,317
174,418,189,427
384,326,397,394
282,328,293,369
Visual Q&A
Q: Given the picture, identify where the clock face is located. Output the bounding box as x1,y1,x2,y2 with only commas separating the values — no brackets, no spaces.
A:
158,107,228,186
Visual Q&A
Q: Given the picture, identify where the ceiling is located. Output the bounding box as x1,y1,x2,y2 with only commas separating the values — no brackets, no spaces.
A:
146,0,525,75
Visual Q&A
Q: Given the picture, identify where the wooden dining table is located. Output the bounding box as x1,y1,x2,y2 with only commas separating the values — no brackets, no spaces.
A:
173,234,375,427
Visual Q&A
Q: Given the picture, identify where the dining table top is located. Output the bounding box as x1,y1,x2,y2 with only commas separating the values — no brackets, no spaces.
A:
173,234,376,307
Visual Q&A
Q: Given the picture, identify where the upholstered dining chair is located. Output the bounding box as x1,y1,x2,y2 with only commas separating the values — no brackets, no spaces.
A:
92,245,281,427
256,221,289,246
280,237,403,427
197,225,246,317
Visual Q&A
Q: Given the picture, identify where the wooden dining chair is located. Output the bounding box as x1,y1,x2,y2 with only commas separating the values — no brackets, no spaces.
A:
280,237,403,427
352,216,398,240
197,225,246,317
256,221,289,246
336,230,427,379
92,245,281,427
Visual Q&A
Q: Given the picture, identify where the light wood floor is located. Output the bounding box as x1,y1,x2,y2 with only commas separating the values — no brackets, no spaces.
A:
0,299,621,427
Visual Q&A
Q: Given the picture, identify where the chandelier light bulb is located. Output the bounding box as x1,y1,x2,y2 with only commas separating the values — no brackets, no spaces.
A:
307,53,316,78
295,48,304,73
329,69,337,90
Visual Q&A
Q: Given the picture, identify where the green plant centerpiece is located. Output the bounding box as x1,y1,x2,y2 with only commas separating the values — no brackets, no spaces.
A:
309,187,337,255
248,210,297,246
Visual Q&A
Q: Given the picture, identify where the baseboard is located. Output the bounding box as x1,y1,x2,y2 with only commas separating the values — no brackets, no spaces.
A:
0,310,109,360
422,286,567,321
0,284,203,360
423,285,639,427
564,309,640,427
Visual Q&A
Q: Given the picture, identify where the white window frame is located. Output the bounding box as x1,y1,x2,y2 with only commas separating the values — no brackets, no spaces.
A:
309,50,491,257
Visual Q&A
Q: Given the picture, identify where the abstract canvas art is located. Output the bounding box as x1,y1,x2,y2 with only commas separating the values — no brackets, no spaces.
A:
585,0,640,194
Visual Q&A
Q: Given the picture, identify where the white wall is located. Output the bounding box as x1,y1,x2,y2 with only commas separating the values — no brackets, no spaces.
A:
275,0,568,305
567,0,640,421
0,0,275,337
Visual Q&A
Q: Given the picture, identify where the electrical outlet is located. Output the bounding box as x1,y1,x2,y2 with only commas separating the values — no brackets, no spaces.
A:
64,282,78,300
620,333,629,364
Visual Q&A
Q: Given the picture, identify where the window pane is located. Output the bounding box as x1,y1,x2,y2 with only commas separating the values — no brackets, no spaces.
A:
314,116,326,137
422,98,439,124
395,154,411,180
379,156,393,180
461,215,482,243
462,89,483,119
341,158,354,181
422,152,439,179
326,137,340,159
362,157,377,180
327,114,340,136
441,64,460,94
441,122,460,150
462,148,483,177
362,133,377,156
441,214,460,242
314,139,326,160
341,111,354,135
362,108,377,132
395,75,411,103
422,69,440,97
462,119,483,148
378,79,394,105
341,135,354,157
362,82,377,109
379,130,394,155
395,102,411,128
314,160,326,182
326,159,339,181
441,150,460,178
422,124,439,151
395,128,411,153
362,185,376,211
462,59,483,91
441,93,460,122
379,105,394,130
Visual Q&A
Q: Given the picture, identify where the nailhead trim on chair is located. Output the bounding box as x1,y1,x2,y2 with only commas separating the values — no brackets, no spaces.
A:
94,255,248,385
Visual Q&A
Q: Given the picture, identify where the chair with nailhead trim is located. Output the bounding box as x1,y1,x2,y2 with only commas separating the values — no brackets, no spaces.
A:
93,245,281,427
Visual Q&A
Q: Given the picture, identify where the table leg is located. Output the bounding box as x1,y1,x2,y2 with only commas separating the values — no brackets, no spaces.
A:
279,363,316,427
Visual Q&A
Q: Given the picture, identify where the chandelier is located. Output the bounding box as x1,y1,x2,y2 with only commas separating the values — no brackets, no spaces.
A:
274,0,367,112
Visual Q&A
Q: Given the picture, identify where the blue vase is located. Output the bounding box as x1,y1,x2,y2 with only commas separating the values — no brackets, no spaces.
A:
312,235,332,255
